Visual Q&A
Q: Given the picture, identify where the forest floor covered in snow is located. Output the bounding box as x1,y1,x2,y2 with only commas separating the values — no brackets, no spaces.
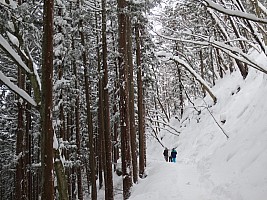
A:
127,57,267,200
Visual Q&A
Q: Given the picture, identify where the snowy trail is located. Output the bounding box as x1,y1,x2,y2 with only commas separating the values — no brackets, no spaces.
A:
128,70,267,200
129,160,217,200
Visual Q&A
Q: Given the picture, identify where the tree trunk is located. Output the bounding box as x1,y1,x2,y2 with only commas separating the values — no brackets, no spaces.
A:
200,49,206,97
74,55,83,200
111,23,120,173
79,18,97,200
176,63,184,118
25,83,32,200
95,7,104,190
127,15,138,184
135,24,145,178
102,0,115,198
118,0,133,198
66,112,72,200
15,67,26,200
41,0,54,199
228,16,248,79
54,148,69,200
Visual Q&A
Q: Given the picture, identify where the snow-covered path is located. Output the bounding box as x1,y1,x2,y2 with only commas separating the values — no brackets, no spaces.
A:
129,160,219,200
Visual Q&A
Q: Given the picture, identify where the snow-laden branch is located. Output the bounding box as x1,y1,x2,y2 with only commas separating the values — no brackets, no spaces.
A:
0,34,42,105
203,0,267,24
258,1,267,16
209,39,267,74
0,34,31,73
155,32,267,74
0,71,37,106
84,0,102,12
171,56,217,104
146,118,181,135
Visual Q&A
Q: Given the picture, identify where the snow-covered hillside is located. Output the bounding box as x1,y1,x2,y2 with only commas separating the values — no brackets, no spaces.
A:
129,56,267,199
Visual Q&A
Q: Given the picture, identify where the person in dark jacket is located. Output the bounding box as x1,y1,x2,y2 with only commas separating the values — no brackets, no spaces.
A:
171,148,177,163
163,147,168,162
169,152,172,162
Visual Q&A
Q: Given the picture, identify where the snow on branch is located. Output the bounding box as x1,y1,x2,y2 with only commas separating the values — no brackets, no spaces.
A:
203,0,267,24
156,32,267,75
258,1,267,16
156,49,217,104
83,0,102,12
209,39,267,74
170,56,217,104
0,34,31,73
0,71,37,106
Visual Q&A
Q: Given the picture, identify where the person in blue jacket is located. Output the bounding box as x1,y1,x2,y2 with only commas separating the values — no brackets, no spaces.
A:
171,148,177,163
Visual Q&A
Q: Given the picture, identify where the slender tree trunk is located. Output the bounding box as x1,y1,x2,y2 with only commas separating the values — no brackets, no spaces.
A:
54,148,69,200
15,67,26,200
79,18,97,200
71,167,76,200
228,16,248,79
111,22,120,173
66,113,72,200
113,102,119,170
118,0,133,198
112,69,120,174
234,0,266,54
98,75,105,192
25,83,32,200
51,4,69,199
102,0,115,197
175,63,184,118
200,49,206,97
249,0,267,44
41,0,54,199
74,57,83,200
127,15,138,184
135,24,145,178
208,5,246,78
156,97,169,122
95,7,104,190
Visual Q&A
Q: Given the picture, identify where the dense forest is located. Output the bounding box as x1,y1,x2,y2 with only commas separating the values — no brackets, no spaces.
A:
0,0,266,199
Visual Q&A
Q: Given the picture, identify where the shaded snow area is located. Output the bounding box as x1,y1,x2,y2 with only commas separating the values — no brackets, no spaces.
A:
128,66,267,199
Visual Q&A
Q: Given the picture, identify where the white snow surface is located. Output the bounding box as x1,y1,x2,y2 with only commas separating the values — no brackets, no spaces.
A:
126,69,267,199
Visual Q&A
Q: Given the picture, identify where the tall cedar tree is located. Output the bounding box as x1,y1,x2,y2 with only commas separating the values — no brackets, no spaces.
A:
118,0,133,198
74,58,83,200
96,10,105,190
102,0,115,198
127,15,138,184
54,4,69,200
41,0,54,199
79,18,97,200
135,24,146,178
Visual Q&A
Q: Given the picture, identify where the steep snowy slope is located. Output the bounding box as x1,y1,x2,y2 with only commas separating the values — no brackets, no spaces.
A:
129,62,267,199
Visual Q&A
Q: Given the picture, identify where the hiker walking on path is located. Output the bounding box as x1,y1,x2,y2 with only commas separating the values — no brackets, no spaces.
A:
171,148,177,163
163,147,168,162
169,151,172,162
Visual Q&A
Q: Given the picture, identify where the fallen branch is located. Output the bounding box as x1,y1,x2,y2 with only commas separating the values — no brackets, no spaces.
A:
203,99,229,139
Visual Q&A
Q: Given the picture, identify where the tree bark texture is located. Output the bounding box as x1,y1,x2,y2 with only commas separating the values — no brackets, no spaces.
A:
15,68,26,200
135,24,145,178
118,0,133,198
102,0,115,198
41,0,54,199
127,15,138,184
